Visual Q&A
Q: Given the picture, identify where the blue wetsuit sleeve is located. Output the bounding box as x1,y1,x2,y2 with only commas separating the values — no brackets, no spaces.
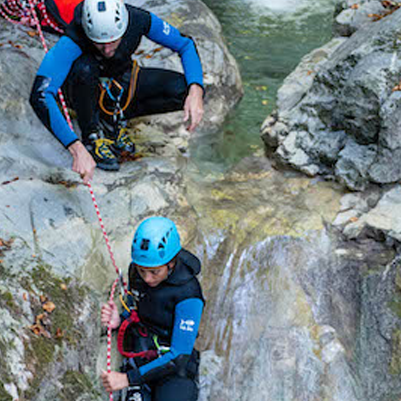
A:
30,36,82,148
132,298,203,381
146,13,203,89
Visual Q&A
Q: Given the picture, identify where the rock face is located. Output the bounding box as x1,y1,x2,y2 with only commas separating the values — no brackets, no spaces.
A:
261,6,401,190
0,0,241,397
183,155,401,401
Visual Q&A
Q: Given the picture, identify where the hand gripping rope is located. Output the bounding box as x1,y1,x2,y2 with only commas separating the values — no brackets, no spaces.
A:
27,3,126,399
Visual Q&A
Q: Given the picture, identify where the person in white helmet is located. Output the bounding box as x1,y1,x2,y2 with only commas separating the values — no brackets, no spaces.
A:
30,0,204,181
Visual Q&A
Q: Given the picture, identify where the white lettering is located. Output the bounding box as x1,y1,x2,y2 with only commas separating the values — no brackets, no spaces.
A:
163,21,171,35
180,319,195,332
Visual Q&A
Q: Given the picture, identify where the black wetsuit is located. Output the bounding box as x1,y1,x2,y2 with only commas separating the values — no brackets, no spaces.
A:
30,4,203,147
121,249,205,401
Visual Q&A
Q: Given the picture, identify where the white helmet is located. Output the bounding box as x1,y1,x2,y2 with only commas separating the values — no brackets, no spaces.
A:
82,0,129,43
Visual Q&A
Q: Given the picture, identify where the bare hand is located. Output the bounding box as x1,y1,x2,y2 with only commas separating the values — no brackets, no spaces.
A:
183,84,204,132
101,300,121,329
101,371,129,392
68,141,96,185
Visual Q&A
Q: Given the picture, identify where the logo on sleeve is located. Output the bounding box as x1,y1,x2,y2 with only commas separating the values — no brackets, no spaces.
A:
180,319,195,332
163,21,171,35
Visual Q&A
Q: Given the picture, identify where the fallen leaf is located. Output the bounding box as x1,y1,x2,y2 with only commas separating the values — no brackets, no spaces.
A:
1,177,19,185
0,260,3,264
307,70,314,75
42,301,56,313
58,180,77,188
350,4,359,9
32,254,36,258
368,12,385,20
55,328,63,339
153,47,163,53
60,283,67,291
36,313,46,321
40,295,47,303
33,229,36,234
29,322,51,338
27,30,37,37
349,217,359,223
30,324,42,336
119,151,144,163
14,44,22,49
0,238,14,248
23,293,28,301
145,55,152,59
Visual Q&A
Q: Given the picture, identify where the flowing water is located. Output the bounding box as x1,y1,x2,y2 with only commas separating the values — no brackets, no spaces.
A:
192,0,336,168
198,233,363,401
182,0,389,400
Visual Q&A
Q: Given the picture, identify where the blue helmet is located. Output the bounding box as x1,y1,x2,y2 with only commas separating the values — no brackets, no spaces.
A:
131,217,181,268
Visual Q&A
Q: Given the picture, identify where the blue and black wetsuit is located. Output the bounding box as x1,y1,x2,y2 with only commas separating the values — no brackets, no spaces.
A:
122,249,204,401
30,4,203,148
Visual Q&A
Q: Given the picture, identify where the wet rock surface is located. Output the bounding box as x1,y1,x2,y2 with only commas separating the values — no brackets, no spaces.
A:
262,6,401,191
1,0,401,400
0,0,239,397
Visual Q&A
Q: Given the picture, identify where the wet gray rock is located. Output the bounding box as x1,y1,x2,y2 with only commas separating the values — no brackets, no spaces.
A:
334,186,401,244
0,0,241,396
334,0,385,37
262,8,401,190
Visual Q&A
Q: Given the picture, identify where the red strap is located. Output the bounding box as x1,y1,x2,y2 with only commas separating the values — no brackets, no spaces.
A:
117,311,158,360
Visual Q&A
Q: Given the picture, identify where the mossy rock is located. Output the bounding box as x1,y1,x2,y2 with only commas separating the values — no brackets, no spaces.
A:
60,370,100,401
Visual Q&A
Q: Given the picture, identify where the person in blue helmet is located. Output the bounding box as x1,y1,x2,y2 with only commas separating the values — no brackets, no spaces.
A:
100,216,204,401
30,0,204,182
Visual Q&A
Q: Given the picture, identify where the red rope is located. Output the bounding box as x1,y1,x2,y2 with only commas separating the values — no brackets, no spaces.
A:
26,3,125,399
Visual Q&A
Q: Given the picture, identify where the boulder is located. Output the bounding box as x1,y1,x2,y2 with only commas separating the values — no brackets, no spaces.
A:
262,9,401,190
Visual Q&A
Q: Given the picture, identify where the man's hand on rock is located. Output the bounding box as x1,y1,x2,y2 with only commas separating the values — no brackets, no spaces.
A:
68,141,96,185
184,84,204,132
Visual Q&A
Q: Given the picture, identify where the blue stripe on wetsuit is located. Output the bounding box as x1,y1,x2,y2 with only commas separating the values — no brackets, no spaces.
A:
147,13,203,89
138,298,204,377
36,36,82,147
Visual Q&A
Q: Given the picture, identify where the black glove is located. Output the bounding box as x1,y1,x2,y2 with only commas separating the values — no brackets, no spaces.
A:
127,365,142,387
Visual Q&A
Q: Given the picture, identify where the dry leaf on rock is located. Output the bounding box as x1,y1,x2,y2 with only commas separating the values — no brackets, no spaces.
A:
55,328,64,339
43,301,56,313
29,323,51,338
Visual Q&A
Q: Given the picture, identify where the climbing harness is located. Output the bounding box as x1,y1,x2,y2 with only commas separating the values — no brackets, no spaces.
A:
25,6,128,400
98,59,140,131
117,292,170,360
